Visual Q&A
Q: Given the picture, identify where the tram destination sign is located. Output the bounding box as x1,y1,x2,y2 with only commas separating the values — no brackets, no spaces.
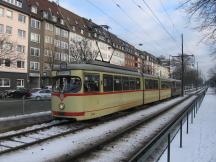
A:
57,71,70,76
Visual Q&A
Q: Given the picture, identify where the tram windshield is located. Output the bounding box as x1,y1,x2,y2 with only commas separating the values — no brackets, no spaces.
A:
53,76,81,93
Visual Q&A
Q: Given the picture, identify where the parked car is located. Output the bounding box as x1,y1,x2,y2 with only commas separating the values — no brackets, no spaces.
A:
7,88,31,99
31,89,52,100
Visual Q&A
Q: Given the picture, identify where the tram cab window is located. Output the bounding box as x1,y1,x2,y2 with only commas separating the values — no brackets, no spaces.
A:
145,79,158,89
84,73,100,92
103,74,113,92
114,76,122,91
53,76,81,93
122,77,129,90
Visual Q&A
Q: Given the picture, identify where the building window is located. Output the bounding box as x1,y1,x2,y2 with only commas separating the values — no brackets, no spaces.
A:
31,33,40,43
72,26,75,31
60,19,64,25
18,29,26,38
18,14,26,23
61,41,68,49
43,63,51,70
0,78,10,87
81,29,84,35
4,59,10,67
16,79,24,87
6,10,13,18
30,47,40,56
30,61,40,71
31,19,40,29
61,29,68,38
61,53,68,61
43,11,48,18
45,36,53,44
17,60,25,68
0,24,4,33
45,22,53,31
54,39,61,48
31,6,37,14
52,15,57,22
55,52,61,60
44,49,52,57
6,26,12,34
17,45,25,53
0,8,4,16
16,0,22,7
55,27,61,36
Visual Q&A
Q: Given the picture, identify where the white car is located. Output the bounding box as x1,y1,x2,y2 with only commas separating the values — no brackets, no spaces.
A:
31,89,51,100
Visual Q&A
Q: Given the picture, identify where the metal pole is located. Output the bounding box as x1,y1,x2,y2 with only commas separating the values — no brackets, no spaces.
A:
180,120,182,148
186,112,189,134
167,133,171,162
194,104,196,118
22,96,25,114
196,62,198,90
191,108,193,124
181,34,184,96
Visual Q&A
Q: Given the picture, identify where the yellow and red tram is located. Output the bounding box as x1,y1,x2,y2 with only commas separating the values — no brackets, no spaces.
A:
51,62,181,120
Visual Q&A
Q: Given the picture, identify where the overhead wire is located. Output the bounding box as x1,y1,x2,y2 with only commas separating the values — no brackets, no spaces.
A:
86,0,173,55
112,0,166,53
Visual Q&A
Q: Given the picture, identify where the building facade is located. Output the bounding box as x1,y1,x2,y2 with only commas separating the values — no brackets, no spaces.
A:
0,0,29,91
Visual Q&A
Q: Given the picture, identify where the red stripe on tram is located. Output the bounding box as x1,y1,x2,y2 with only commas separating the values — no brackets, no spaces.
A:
52,111,85,116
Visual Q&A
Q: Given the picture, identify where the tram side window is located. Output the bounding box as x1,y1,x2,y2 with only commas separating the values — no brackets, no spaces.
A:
103,74,113,92
136,78,141,90
129,77,136,90
114,76,122,91
145,79,158,89
122,77,129,90
84,73,100,92
161,81,171,89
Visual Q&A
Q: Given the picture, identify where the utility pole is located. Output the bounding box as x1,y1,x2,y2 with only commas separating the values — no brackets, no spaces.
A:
196,62,198,90
181,34,184,96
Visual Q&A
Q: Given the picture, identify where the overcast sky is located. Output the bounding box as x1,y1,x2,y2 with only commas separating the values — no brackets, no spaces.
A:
57,0,215,79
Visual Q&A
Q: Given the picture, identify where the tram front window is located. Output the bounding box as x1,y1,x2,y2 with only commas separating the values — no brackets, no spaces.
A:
54,76,81,93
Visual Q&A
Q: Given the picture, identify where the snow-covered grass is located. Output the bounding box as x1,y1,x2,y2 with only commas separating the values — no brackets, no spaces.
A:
158,88,216,162
0,111,51,122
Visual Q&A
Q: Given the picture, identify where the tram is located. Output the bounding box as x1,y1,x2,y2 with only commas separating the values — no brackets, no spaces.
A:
51,61,181,120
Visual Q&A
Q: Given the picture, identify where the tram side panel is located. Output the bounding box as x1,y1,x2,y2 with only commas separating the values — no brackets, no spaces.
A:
144,78,160,104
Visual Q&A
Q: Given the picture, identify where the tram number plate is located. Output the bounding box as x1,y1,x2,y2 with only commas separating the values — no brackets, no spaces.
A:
57,71,70,76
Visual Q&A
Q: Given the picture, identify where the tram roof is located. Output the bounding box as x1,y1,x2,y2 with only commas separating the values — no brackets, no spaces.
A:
53,61,180,81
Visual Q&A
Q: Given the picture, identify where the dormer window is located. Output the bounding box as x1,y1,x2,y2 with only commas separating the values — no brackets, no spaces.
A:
52,15,57,22
31,6,37,14
81,29,84,35
75,20,78,25
60,19,64,25
72,26,75,31
43,11,48,19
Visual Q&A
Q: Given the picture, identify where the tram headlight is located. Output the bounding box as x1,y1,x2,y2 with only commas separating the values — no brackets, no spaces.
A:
59,103,65,110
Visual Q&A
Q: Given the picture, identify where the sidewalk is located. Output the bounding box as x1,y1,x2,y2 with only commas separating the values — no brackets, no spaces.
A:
158,88,216,162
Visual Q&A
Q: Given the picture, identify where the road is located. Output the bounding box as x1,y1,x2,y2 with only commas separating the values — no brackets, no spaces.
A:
0,99,51,117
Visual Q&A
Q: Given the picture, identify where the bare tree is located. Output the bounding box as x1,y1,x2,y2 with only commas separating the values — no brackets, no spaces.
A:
69,37,98,64
181,0,216,54
0,34,20,66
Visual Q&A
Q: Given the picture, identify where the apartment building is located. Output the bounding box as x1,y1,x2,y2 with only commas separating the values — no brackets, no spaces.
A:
0,0,29,91
26,0,69,88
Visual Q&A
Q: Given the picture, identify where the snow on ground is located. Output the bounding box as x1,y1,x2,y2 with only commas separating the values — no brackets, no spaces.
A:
0,96,189,162
0,111,51,122
158,88,216,162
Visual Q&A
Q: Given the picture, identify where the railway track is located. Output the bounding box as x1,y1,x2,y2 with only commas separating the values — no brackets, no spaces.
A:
0,119,94,154
0,90,202,159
